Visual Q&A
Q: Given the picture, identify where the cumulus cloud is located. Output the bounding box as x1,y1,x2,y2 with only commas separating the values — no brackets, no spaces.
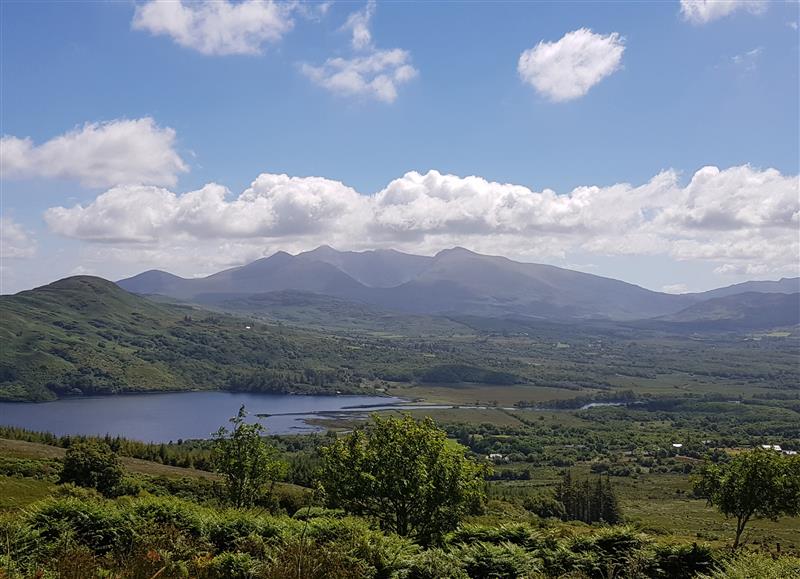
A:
44,165,800,278
518,28,624,102
0,217,36,259
132,0,294,55
680,0,767,25
302,1,417,103
1,118,187,188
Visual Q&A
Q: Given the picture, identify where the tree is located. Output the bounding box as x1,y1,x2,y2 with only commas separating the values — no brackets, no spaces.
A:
212,405,286,508
693,449,800,548
320,414,489,544
59,440,124,496
554,471,621,524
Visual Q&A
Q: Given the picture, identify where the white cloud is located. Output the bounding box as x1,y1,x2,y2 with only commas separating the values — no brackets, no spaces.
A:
343,0,375,50
1,118,187,188
0,217,36,259
518,28,624,102
132,0,294,56
680,0,767,25
302,2,417,103
662,283,689,294
44,165,800,279
301,49,417,103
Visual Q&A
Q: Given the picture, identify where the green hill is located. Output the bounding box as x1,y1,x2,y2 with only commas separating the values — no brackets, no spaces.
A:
0,277,390,401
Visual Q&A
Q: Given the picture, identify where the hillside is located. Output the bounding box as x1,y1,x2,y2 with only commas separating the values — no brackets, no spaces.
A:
655,292,800,330
695,277,800,300
119,246,700,320
0,277,410,402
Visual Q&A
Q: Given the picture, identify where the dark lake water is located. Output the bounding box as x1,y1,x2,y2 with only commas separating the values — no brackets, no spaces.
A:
0,391,405,442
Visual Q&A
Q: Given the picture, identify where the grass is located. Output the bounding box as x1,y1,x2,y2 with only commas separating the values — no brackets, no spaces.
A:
386,383,586,406
0,438,218,480
0,476,54,510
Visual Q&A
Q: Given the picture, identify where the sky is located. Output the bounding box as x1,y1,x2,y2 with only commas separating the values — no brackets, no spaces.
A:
1,0,798,295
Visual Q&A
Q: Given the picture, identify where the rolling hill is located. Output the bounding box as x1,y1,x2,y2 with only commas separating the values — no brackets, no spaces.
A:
0,277,417,402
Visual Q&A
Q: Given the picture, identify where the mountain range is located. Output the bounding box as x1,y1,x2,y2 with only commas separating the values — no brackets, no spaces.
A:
117,246,800,325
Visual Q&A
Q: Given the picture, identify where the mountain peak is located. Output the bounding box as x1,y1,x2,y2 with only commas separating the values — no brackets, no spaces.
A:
435,246,479,258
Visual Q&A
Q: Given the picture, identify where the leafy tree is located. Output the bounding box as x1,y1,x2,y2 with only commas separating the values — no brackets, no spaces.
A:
211,405,286,508
59,440,124,496
320,414,489,544
693,449,800,548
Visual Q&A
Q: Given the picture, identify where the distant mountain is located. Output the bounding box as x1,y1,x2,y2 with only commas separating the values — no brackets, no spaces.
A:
296,245,431,288
117,246,796,323
695,277,800,300
654,292,800,330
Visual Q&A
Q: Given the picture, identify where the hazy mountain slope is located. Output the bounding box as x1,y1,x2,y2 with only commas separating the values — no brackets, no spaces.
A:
119,251,368,299
197,290,471,336
383,248,693,319
115,269,194,296
296,245,432,287
695,277,800,300
117,246,794,321
654,292,800,330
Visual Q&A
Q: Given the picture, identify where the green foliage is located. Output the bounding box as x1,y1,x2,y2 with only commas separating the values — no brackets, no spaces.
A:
457,541,543,578
693,449,800,548
27,496,135,555
321,414,489,544
397,548,469,579
212,406,286,508
698,552,800,579
58,440,124,496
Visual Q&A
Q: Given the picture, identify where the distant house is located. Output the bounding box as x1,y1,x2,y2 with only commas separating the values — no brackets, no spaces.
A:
783,450,797,456
487,453,508,462
672,443,683,449
761,444,782,452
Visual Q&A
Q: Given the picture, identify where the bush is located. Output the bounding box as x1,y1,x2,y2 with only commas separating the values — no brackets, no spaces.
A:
647,542,716,578
208,551,263,578
698,552,800,579
522,495,566,519
59,440,124,496
457,541,543,578
398,548,469,579
27,497,134,555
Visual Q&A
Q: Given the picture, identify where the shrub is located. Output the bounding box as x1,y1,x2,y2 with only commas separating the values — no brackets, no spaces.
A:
208,551,263,578
398,548,469,579
698,552,800,579
457,541,543,578
59,440,124,497
27,497,134,555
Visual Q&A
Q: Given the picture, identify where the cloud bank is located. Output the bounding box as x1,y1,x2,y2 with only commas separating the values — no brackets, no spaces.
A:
44,165,799,278
1,118,187,188
518,28,624,102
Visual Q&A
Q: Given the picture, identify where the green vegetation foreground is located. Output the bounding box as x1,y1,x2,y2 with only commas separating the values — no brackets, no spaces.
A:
2,411,800,578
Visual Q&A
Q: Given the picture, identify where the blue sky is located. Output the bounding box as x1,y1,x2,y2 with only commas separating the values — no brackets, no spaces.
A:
1,0,799,294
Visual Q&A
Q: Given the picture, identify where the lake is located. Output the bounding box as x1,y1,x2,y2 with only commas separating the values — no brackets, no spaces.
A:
0,391,406,442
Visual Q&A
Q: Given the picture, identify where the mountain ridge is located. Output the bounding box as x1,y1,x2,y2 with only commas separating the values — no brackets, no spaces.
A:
116,246,800,322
